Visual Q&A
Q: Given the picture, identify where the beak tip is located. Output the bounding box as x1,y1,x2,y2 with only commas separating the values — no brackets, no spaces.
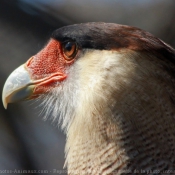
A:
2,87,8,109
3,102,7,109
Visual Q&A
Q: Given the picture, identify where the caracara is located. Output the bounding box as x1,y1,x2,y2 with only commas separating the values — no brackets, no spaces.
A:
2,22,175,174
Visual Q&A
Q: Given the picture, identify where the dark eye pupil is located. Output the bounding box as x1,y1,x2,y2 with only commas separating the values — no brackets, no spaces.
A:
63,41,78,60
65,42,73,51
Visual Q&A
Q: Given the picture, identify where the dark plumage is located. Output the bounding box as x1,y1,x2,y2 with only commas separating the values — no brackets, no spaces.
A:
52,22,174,53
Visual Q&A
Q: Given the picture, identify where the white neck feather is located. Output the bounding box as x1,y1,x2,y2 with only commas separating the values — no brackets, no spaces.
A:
43,49,175,174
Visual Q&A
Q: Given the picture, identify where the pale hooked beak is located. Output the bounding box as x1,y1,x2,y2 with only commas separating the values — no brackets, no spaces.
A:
2,64,34,109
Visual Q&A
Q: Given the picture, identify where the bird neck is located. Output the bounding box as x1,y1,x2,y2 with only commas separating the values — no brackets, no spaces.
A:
65,108,128,175
65,98,175,174
63,51,175,174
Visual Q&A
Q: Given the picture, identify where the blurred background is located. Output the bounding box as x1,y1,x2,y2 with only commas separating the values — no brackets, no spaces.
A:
0,0,175,174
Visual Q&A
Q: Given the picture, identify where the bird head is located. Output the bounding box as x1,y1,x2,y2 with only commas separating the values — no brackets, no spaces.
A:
2,23,175,130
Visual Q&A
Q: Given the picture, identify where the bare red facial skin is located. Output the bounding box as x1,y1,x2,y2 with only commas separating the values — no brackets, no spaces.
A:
25,39,74,97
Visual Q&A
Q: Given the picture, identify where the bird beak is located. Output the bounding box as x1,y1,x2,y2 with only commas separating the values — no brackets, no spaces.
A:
2,58,67,109
2,39,68,109
2,64,35,109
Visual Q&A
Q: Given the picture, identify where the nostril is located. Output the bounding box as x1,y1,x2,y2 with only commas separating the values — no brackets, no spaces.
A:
26,56,34,67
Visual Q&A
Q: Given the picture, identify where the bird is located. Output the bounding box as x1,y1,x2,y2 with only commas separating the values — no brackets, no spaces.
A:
2,22,175,175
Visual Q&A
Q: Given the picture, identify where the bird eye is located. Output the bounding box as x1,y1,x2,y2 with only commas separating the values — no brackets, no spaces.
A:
63,41,78,60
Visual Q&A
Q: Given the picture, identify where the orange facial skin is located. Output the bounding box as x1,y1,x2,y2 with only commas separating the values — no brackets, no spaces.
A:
25,39,75,97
